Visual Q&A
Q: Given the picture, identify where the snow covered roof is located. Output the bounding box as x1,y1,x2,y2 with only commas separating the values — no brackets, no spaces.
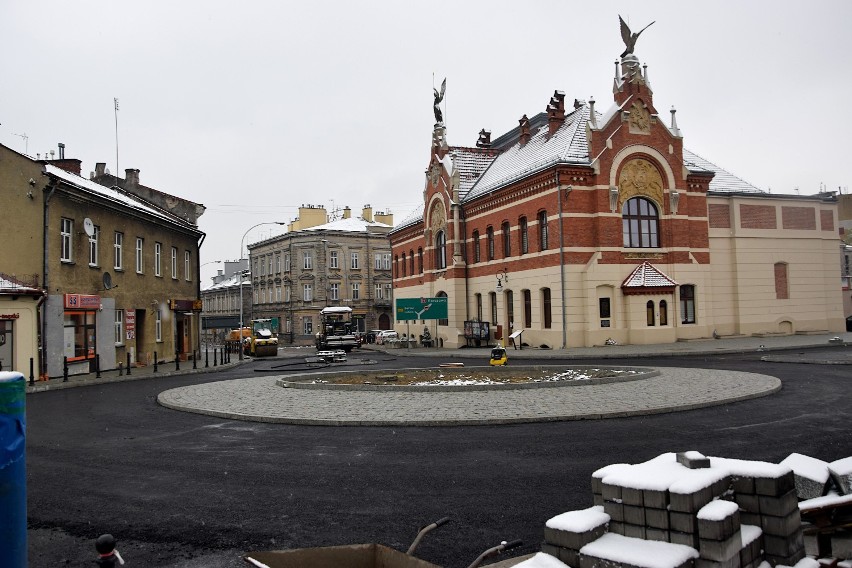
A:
0,276,43,296
201,272,244,293
621,262,678,293
390,202,424,233
682,149,765,194
449,147,500,200
300,216,392,233
45,164,198,230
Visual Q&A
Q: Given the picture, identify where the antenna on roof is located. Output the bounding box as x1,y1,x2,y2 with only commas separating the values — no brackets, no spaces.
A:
114,98,120,184
12,132,28,154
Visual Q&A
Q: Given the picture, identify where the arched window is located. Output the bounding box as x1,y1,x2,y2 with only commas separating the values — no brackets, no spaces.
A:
435,230,447,270
680,285,695,324
489,292,497,324
472,230,481,263
401,253,407,276
418,248,423,273
506,290,515,330
622,197,659,248
519,217,528,254
393,255,398,278
409,250,414,275
659,300,668,326
542,287,552,329
486,227,495,260
437,291,448,326
646,300,655,326
502,221,511,257
538,210,548,250
475,293,483,321
523,289,532,328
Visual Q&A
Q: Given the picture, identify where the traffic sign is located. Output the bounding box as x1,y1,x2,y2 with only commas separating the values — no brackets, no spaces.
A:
395,297,448,321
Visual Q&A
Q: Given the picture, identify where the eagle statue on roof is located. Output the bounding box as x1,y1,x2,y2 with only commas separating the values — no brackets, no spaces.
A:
433,77,446,124
619,15,655,58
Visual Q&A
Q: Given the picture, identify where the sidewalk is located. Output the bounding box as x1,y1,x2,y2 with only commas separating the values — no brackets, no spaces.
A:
25,331,851,394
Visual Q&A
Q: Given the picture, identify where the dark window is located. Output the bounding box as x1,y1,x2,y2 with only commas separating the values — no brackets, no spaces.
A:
502,221,511,257
487,227,495,260
538,210,548,250
599,298,611,319
437,291,448,326
519,217,528,254
660,300,668,326
418,248,423,274
393,255,398,278
542,288,552,329
472,230,480,263
523,289,532,328
409,250,414,275
680,285,695,324
506,290,514,330
435,230,447,269
646,300,655,326
476,293,483,321
401,253,407,276
489,292,497,324
622,197,659,248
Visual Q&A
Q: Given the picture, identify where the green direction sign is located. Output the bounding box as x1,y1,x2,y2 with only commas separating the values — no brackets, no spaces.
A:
396,297,448,321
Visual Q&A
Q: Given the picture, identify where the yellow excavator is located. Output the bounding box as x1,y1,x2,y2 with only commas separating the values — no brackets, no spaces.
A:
228,319,278,357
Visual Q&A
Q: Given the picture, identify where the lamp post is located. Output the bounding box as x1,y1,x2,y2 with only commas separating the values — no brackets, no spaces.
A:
239,222,286,360
495,267,509,293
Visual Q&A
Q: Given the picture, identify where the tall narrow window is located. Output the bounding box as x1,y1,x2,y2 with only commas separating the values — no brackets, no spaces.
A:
185,251,191,281
437,291,448,326
489,292,497,324
155,243,162,276
435,230,447,269
774,263,789,299
475,293,483,321
385,253,392,270
523,289,532,328
156,310,162,342
284,253,291,271
418,248,423,273
303,316,313,335
88,226,99,266
136,238,144,273
646,301,656,326
542,288,552,329
375,283,383,299
114,309,124,345
330,250,338,269
659,300,668,325
472,230,481,263
114,232,123,270
519,217,528,254
61,218,74,262
171,247,178,279
351,251,359,269
402,253,407,276
409,250,414,275
352,282,360,300
330,283,339,301
304,284,313,302
538,210,548,250
506,290,514,330
303,251,313,269
487,227,495,260
622,197,660,248
680,285,696,324
502,221,511,257
375,253,382,270
275,254,281,274
385,283,392,300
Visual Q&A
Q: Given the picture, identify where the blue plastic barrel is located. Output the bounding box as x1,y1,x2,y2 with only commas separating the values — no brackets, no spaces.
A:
0,371,26,568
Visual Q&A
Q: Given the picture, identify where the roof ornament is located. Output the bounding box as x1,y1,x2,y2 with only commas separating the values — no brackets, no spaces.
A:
618,15,655,58
433,77,446,125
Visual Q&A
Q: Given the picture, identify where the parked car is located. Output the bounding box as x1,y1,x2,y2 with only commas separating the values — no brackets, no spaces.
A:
365,330,383,344
375,330,399,345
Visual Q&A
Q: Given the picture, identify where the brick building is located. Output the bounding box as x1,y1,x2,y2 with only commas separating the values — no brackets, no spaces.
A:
389,25,844,349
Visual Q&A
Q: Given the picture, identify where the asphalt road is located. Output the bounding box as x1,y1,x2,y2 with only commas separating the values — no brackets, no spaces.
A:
25,348,852,567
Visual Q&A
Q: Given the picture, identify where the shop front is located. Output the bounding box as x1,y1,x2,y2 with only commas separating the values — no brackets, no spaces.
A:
62,293,100,375
169,299,202,360
0,278,44,377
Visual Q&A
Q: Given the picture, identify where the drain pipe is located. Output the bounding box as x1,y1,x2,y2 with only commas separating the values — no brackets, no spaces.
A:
41,175,58,378
556,171,568,350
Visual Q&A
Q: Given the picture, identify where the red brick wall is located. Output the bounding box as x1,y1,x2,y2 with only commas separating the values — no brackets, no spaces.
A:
781,206,816,230
708,204,731,228
820,210,835,232
740,204,777,229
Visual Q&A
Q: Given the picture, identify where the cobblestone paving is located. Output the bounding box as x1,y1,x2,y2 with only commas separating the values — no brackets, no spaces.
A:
157,367,781,426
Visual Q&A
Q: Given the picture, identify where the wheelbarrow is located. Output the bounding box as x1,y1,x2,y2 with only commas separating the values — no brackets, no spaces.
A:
243,517,522,568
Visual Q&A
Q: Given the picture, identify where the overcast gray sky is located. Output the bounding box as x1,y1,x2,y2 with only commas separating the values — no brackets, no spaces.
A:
2,1,850,284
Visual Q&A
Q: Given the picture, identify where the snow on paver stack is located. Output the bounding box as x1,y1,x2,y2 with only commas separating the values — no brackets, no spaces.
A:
539,451,828,568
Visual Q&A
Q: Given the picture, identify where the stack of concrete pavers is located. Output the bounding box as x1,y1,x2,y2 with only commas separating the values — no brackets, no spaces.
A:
553,452,817,567
779,454,832,500
541,506,610,566
829,457,852,496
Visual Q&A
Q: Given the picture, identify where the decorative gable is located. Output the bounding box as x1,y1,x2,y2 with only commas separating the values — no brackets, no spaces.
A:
621,262,678,295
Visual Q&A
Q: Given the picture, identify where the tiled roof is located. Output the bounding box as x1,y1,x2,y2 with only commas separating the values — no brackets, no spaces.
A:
621,262,678,291
450,147,500,200
682,149,764,194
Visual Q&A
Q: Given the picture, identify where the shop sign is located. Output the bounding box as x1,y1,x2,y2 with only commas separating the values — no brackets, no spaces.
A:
64,293,101,309
169,299,203,312
126,311,136,340
0,313,20,320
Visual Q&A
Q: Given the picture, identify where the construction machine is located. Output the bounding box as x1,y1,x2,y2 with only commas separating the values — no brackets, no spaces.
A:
228,319,278,357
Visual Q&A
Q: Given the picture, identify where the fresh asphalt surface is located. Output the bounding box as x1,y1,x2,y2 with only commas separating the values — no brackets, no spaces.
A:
26,347,852,567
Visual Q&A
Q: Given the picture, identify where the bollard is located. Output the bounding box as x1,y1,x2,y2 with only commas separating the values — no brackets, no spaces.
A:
0,371,27,567
95,354,101,378
205,348,209,368
29,359,34,386
153,352,158,373
126,352,131,376
213,348,218,367
63,356,68,382
192,350,197,370
118,362,123,377
175,352,180,372
95,533,124,568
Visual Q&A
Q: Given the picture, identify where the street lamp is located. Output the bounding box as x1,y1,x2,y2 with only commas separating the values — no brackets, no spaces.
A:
239,222,286,360
495,267,509,293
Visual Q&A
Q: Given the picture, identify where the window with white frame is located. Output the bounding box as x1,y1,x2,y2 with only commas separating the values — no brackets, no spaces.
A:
155,243,162,276
261,287,266,304
330,282,339,300
383,253,391,270
285,286,291,302
330,250,338,269
88,226,99,266
385,283,392,300
303,250,313,269
375,283,383,299
375,253,382,270
185,251,191,281
260,256,266,277
304,283,313,302
61,218,73,262
284,253,290,271
114,309,124,345
303,316,312,335
268,256,272,276
276,284,281,301
136,238,144,273
253,289,258,303
114,232,123,269
275,254,281,274
171,247,178,279
351,251,359,269
156,310,162,342
351,282,360,300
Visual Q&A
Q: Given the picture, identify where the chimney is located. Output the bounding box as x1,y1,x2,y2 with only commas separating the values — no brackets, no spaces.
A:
343,207,351,219
362,204,373,222
58,142,65,159
374,211,394,226
476,129,492,148
125,168,140,189
518,115,531,146
95,163,106,178
547,90,566,136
